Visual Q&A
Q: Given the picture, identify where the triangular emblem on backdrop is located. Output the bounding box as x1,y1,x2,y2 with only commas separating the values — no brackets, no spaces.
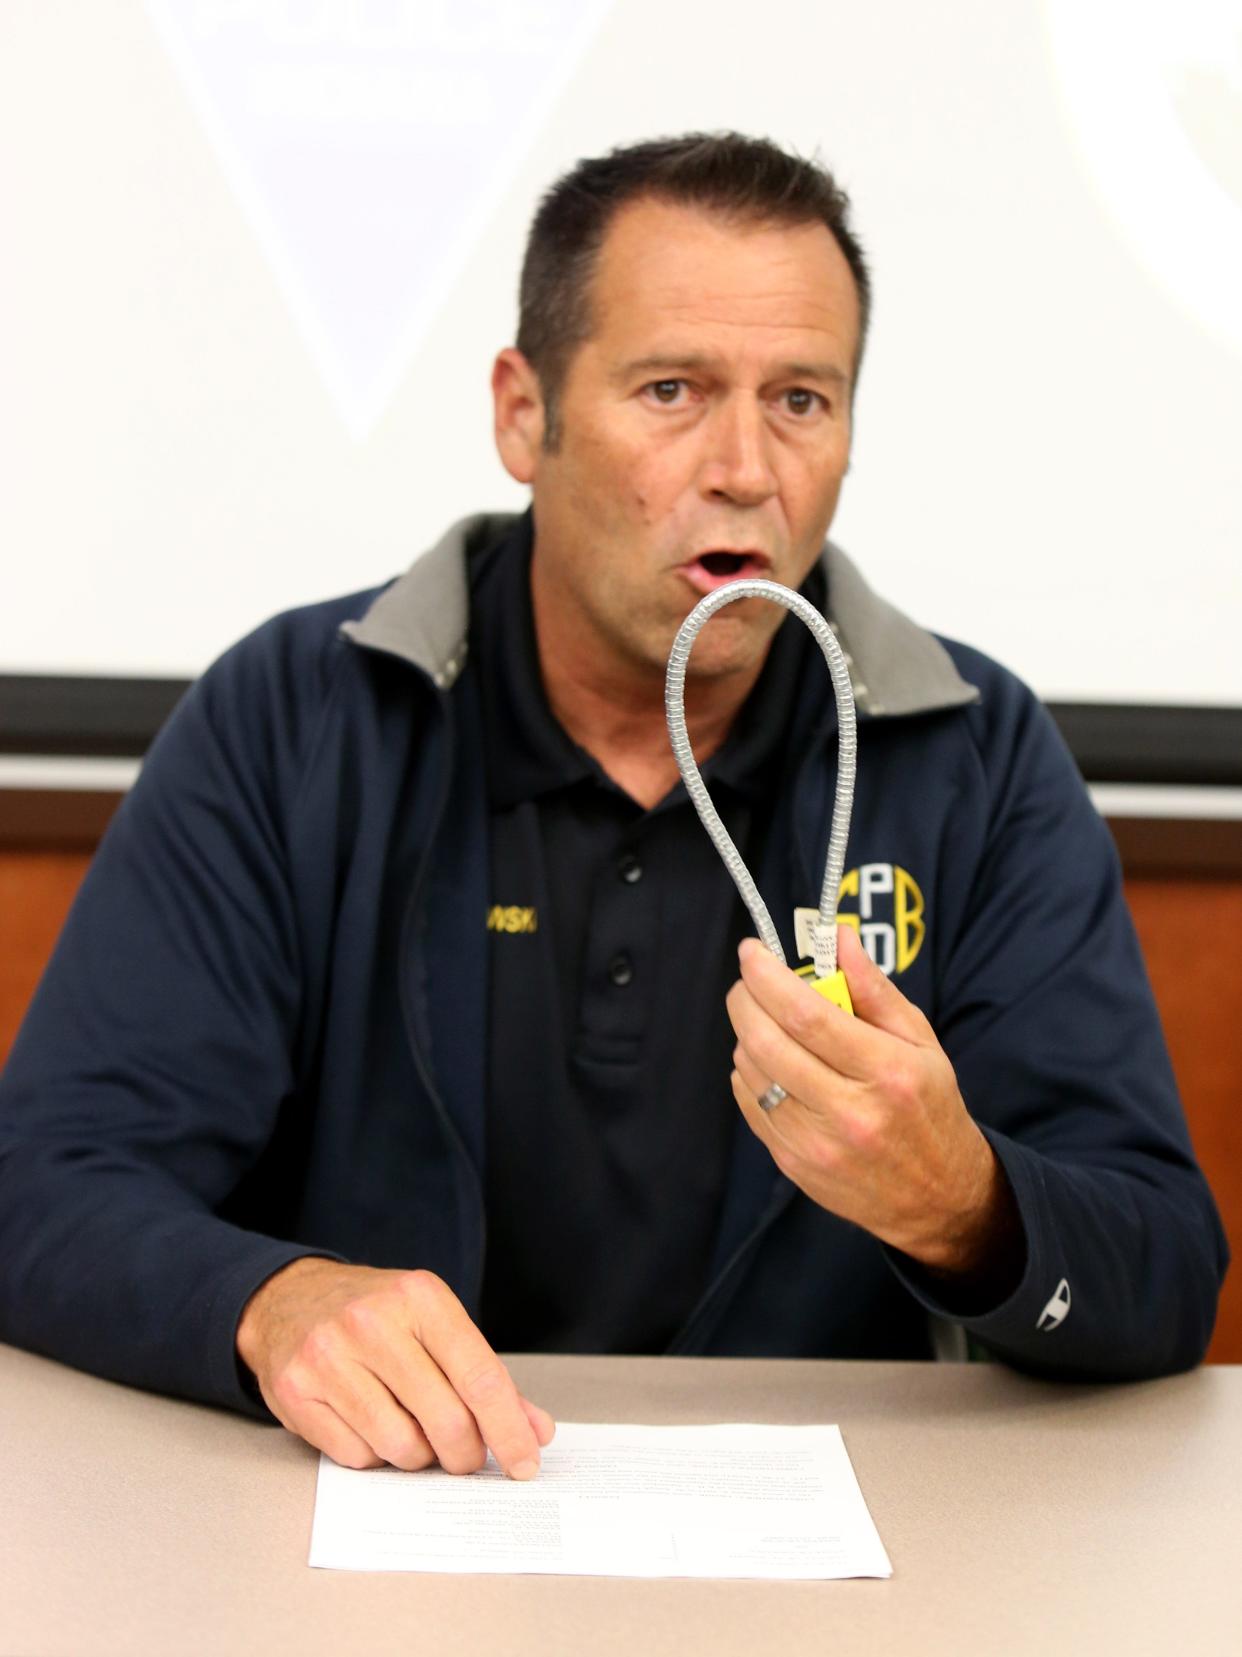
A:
144,1,615,438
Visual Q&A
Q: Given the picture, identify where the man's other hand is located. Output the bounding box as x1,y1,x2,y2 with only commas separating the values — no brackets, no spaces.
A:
235,1259,556,1476
727,925,1020,1280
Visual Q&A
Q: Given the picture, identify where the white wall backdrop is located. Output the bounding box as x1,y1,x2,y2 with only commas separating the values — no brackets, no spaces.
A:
2,0,1240,703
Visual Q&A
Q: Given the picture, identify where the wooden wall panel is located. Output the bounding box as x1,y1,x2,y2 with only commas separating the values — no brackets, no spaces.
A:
1126,880,1242,1366
0,852,89,1064
1,851,1238,1361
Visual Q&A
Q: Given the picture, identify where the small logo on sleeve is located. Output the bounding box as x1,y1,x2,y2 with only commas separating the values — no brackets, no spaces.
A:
486,905,538,935
1036,1278,1071,1332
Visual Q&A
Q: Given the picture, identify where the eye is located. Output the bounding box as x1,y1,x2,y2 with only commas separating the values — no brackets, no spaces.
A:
783,387,824,417
645,379,686,404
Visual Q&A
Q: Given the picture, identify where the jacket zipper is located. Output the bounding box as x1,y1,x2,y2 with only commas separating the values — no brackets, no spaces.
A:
389,677,489,1308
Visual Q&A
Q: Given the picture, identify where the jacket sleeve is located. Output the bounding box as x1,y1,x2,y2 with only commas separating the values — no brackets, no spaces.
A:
884,664,1228,1378
0,622,348,1418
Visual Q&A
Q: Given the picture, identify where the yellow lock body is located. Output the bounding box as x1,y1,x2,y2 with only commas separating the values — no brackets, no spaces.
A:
809,969,854,1015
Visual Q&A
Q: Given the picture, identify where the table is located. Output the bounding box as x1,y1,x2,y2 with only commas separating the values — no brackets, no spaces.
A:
3,1344,1239,1656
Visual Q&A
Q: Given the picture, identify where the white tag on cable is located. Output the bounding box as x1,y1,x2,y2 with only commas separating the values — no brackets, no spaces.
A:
794,906,822,962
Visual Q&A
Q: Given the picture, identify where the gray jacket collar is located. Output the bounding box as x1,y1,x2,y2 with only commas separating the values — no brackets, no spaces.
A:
341,511,979,718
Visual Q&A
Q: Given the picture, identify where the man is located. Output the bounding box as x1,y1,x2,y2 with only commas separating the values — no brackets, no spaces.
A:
0,135,1226,1483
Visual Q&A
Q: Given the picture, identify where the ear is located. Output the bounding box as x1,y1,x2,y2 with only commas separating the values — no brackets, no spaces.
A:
492,348,546,484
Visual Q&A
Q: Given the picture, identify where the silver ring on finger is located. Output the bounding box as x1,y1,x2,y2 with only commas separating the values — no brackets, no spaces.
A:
758,1082,787,1113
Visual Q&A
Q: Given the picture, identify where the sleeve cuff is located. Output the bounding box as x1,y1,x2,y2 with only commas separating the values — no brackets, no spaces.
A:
882,1126,1049,1340
203,1240,349,1420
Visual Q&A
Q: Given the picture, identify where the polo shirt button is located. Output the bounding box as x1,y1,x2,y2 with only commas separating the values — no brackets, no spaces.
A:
617,852,643,884
608,952,634,987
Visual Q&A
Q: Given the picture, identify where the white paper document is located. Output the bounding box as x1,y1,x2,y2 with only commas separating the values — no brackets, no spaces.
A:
309,1422,892,1579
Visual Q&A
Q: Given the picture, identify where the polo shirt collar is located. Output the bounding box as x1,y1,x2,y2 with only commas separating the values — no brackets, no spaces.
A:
341,511,982,719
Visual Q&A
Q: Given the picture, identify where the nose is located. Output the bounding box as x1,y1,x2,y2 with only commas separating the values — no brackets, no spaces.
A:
700,394,779,508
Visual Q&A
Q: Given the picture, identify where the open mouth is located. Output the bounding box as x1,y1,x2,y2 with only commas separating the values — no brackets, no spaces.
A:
681,551,770,595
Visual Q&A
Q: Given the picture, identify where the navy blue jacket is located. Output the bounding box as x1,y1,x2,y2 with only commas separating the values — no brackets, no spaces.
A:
0,515,1227,1415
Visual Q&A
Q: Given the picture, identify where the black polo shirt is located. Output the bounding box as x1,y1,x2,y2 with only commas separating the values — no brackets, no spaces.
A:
472,516,821,1354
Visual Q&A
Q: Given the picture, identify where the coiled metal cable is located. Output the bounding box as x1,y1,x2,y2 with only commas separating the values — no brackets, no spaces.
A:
665,579,857,981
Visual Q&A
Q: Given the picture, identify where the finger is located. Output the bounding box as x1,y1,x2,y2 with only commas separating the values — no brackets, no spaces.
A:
730,1044,850,1177
835,923,934,1042
732,1041,799,1130
286,1396,386,1470
731,1064,769,1143
318,1352,441,1471
374,1341,493,1475
728,974,858,1110
521,1396,557,1446
737,937,909,1077
409,1274,545,1479
730,1067,799,1177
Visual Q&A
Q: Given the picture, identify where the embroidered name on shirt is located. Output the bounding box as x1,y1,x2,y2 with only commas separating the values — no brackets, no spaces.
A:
487,905,539,935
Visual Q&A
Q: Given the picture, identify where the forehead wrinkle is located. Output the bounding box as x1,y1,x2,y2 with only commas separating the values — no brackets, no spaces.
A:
581,200,862,387
605,302,853,379
606,288,855,363
634,281,844,317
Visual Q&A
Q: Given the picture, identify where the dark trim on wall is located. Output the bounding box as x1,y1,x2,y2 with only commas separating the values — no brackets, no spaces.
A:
1049,703,1242,788
0,676,191,758
2,675,1242,782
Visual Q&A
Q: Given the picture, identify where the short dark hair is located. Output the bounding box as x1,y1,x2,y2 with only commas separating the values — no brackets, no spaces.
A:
516,131,871,448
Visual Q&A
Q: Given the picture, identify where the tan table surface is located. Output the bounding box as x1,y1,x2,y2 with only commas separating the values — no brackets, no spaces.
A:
3,1343,1240,1657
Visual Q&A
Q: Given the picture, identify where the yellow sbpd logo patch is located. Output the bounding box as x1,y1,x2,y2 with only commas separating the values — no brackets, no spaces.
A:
796,864,925,977
839,864,925,975
487,905,538,935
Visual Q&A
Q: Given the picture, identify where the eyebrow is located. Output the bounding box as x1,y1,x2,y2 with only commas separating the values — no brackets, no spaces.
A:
614,353,850,388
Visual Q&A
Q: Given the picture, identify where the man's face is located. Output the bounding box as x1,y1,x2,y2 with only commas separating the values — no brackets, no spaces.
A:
520,196,861,683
